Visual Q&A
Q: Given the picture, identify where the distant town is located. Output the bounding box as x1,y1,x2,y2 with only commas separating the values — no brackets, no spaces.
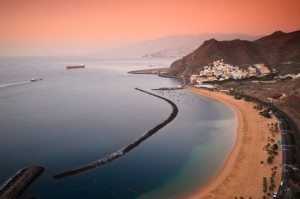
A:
190,59,272,84
189,59,300,86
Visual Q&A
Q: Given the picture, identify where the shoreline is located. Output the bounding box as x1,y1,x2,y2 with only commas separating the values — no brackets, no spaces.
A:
186,87,282,198
188,87,242,198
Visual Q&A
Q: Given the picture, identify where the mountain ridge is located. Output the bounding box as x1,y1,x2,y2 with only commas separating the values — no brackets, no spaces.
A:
168,30,300,75
102,33,261,58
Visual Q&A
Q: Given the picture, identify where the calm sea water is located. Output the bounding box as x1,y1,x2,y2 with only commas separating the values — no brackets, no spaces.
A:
0,56,236,199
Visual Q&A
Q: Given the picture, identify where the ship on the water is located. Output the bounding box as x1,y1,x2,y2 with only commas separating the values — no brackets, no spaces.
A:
66,65,85,69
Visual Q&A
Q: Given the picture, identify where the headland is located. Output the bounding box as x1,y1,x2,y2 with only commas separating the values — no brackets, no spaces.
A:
128,67,169,74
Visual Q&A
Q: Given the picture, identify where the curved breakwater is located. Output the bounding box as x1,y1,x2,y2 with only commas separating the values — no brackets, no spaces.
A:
0,166,44,199
53,88,178,179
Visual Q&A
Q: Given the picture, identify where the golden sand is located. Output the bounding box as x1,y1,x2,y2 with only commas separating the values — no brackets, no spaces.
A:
187,87,282,199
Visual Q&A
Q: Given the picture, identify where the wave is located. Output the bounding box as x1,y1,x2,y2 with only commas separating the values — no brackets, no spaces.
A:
0,81,31,88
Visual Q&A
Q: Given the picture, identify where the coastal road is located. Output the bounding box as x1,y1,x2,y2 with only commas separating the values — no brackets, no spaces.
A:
276,119,300,199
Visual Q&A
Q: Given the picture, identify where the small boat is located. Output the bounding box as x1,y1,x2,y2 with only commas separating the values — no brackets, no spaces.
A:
66,65,85,69
31,78,43,82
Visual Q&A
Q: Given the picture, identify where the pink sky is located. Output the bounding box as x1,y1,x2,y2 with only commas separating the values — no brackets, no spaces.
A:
0,0,299,55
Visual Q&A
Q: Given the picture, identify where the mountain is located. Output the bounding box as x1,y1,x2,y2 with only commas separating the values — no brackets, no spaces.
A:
168,30,300,75
255,31,300,64
103,33,261,58
143,47,193,58
141,33,261,58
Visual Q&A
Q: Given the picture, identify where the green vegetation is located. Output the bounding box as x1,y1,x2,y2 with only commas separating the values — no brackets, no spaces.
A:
271,166,277,178
269,176,275,191
262,166,278,199
254,104,263,110
230,91,300,186
264,141,279,164
259,110,272,118
267,156,273,164
234,196,253,199
234,95,242,100
263,177,267,195
269,122,279,133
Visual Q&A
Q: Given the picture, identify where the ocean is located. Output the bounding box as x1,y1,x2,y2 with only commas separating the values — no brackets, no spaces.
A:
0,56,236,199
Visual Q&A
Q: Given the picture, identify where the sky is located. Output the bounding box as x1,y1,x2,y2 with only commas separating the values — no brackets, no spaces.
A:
0,0,299,56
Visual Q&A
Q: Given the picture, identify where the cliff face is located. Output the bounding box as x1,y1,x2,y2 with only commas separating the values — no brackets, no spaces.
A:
169,30,300,75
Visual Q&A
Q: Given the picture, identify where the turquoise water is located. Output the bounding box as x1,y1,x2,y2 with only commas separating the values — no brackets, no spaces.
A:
0,56,236,198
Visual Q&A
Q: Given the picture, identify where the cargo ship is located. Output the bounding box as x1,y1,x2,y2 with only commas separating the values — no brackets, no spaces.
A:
66,65,85,69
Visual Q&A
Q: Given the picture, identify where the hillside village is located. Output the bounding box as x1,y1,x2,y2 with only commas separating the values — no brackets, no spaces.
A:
190,59,272,84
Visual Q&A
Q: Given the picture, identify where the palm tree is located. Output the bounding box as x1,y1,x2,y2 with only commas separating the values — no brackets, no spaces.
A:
267,156,273,164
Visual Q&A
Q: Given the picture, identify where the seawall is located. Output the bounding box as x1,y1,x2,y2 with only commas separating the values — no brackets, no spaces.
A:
0,166,44,199
53,88,178,179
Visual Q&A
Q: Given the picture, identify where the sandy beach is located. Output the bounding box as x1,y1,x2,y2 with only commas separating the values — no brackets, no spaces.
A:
187,87,282,199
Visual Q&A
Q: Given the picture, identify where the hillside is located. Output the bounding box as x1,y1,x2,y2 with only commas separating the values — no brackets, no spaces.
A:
220,78,300,131
169,30,300,75
141,33,260,58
